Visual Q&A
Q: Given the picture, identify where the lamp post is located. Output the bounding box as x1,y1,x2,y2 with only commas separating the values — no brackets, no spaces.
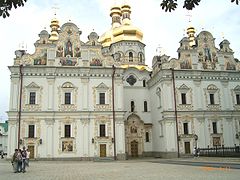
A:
18,64,23,149
171,68,180,158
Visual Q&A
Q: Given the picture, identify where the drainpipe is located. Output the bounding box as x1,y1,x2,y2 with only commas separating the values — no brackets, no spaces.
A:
171,68,180,158
112,65,117,160
112,65,116,160
18,64,23,149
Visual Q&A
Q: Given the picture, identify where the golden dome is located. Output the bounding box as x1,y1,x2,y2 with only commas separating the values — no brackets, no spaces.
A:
112,24,143,43
49,17,60,41
99,29,113,47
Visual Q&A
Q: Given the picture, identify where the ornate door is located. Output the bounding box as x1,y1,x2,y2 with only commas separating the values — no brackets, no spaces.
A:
27,145,34,159
100,144,106,157
131,140,138,157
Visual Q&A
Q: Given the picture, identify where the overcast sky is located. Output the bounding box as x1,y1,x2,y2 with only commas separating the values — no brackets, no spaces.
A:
0,0,239,121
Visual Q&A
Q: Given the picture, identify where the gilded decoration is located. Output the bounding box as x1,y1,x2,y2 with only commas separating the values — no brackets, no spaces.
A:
33,50,47,65
60,56,77,66
90,58,102,66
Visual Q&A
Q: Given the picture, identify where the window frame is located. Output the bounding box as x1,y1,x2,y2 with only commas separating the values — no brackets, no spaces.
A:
99,124,106,137
29,92,36,104
144,101,148,112
99,92,106,105
183,122,189,135
64,92,71,105
64,124,71,138
28,125,35,138
181,93,186,104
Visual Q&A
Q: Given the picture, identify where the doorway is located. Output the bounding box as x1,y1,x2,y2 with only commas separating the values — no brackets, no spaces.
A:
184,142,191,154
27,145,34,159
100,144,106,157
131,140,138,157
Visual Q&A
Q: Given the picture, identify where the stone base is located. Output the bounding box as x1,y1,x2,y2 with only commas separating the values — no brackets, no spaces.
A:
117,153,126,160
153,151,178,158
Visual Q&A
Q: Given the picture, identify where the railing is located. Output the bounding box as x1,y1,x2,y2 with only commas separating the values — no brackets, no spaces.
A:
198,145,240,157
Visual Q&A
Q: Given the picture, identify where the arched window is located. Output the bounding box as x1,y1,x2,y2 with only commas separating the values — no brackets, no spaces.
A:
129,52,133,62
144,101,148,112
143,80,146,87
145,132,149,142
139,54,143,63
131,101,135,112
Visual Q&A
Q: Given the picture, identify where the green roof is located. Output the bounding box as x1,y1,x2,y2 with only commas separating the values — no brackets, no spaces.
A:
0,121,8,132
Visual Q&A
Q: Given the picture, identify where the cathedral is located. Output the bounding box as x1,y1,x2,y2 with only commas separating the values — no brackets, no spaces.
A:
7,3,240,160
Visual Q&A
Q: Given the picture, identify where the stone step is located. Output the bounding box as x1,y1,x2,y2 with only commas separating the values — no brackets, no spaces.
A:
93,157,114,162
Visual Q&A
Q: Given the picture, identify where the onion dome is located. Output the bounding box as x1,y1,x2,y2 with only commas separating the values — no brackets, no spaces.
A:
49,17,60,41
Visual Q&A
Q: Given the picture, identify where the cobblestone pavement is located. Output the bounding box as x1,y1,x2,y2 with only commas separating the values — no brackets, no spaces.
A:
0,158,240,180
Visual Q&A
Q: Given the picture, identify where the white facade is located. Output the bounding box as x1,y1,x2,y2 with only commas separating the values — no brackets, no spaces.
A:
7,4,240,159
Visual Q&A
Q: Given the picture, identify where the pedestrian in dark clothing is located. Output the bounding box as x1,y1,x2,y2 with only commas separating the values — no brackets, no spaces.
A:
21,147,27,173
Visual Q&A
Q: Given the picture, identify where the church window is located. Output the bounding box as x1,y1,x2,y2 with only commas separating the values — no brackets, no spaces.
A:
126,75,137,86
100,124,106,137
131,101,135,112
159,122,163,136
143,80,146,87
64,92,71,104
144,101,148,112
156,87,161,108
99,93,105,104
28,125,35,138
212,122,217,134
145,132,149,142
64,125,71,138
209,94,215,105
139,54,143,63
183,123,189,134
92,41,95,46
181,93,186,104
29,92,36,104
129,52,133,62
236,94,240,105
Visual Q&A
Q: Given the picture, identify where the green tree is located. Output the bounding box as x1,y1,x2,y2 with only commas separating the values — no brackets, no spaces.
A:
0,0,27,18
160,0,239,12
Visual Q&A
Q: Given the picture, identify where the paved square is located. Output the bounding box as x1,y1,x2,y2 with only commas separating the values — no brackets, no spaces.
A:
0,158,240,180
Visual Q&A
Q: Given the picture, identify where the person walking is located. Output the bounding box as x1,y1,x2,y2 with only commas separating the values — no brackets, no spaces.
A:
17,149,23,172
11,149,18,173
21,147,27,173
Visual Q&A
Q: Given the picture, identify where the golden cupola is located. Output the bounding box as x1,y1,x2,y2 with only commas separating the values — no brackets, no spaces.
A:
49,17,60,41
187,26,196,47
110,6,122,28
112,3,143,44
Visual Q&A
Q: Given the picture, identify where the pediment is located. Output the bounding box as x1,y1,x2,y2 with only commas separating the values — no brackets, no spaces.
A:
96,82,108,89
234,85,240,92
62,82,74,88
26,82,40,89
179,84,189,90
207,84,218,90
